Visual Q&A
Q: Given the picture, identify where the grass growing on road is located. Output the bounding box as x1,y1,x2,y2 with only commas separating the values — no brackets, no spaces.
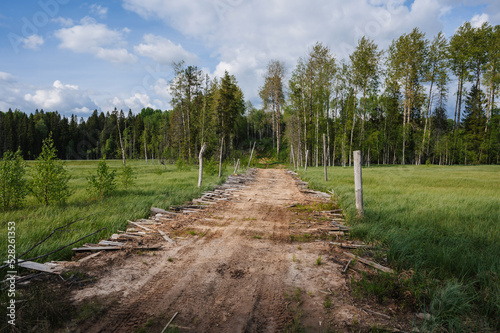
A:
299,165,500,330
0,160,227,266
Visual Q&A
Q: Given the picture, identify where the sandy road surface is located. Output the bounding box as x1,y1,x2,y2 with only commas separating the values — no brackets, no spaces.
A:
74,169,410,333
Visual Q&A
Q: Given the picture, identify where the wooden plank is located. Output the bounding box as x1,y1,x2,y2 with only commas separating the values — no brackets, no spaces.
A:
5,260,62,274
78,251,103,262
73,246,122,251
158,230,175,243
330,242,372,249
128,220,153,231
73,245,162,252
99,240,124,246
343,252,394,274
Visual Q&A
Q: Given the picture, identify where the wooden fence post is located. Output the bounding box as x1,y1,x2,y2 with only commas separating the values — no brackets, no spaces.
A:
305,150,309,171
248,141,256,168
353,150,364,217
323,134,328,181
218,136,224,179
198,143,207,187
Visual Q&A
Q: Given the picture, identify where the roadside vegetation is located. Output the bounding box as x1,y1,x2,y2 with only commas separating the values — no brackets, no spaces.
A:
300,165,500,331
0,159,229,267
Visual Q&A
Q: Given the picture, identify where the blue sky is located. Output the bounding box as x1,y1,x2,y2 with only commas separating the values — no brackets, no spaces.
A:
0,0,499,118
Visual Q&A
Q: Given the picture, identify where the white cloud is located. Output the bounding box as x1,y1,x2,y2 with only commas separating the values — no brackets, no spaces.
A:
22,34,44,50
123,0,448,102
471,13,489,28
52,17,74,27
134,34,198,64
0,72,14,82
54,17,137,64
24,80,98,112
153,78,172,99
90,4,108,18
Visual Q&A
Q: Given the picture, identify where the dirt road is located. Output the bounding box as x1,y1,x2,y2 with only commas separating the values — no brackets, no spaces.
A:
73,169,410,332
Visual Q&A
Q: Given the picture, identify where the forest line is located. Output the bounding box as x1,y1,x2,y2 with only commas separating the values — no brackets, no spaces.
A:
1,21,499,165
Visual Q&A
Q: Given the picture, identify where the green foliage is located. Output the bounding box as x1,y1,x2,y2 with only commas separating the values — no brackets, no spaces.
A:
175,158,190,172
0,149,27,210
30,135,70,205
203,158,218,176
0,160,228,267
301,165,500,329
121,165,135,189
87,157,116,199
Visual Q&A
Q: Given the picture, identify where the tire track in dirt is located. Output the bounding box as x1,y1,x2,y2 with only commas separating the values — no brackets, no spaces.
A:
74,168,412,333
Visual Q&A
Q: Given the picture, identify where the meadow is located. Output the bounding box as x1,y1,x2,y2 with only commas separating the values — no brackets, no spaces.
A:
0,159,228,265
300,165,500,330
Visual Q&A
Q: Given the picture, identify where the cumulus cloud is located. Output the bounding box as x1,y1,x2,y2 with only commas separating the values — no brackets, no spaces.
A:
90,4,108,18
52,17,74,27
54,17,137,64
22,35,44,50
123,0,448,102
134,34,198,64
471,13,489,28
24,80,98,112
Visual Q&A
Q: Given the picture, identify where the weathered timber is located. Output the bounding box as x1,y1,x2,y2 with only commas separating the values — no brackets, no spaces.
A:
73,245,162,252
344,252,393,273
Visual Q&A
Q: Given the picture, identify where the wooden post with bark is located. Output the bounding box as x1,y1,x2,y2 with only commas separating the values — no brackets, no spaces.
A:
353,150,364,217
248,141,256,168
323,134,327,181
305,150,309,171
198,143,207,187
218,136,224,179
114,111,126,167
233,159,240,174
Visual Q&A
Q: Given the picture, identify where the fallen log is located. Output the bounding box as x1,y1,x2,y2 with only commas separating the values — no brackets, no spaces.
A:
344,252,394,274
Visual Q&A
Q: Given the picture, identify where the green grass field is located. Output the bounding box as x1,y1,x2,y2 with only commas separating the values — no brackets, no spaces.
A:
300,165,500,330
0,160,229,265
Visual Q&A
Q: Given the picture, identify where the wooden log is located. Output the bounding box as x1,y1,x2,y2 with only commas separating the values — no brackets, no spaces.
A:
353,150,364,217
344,252,393,274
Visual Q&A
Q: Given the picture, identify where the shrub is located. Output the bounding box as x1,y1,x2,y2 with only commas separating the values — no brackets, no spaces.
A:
120,165,135,189
31,136,70,205
87,157,116,199
0,150,27,210
175,158,190,172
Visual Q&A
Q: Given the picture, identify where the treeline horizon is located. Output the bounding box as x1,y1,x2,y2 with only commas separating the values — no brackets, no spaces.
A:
1,21,500,165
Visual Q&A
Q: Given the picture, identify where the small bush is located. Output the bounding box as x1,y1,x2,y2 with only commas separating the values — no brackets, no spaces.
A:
31,135,70,205
204,159,218,176
175,158,190,172
120,165,135,189
0,149,27,210
87,157,116,199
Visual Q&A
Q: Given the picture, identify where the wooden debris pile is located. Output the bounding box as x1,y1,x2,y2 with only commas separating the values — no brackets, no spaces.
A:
286,169,394,274
2,169,257,280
